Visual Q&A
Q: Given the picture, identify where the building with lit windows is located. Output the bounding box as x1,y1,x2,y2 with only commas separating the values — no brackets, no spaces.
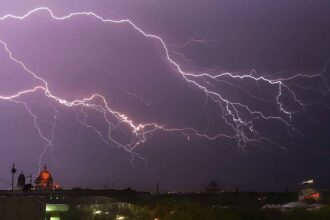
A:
34,165,54,190
34,165,61,190
0,164,141,220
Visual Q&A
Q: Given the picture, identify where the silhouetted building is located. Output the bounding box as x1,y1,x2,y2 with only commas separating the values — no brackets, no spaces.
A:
16,171,25,190
206,181,219,193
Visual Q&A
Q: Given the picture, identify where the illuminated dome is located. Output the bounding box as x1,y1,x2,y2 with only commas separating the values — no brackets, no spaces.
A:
34,165,53,189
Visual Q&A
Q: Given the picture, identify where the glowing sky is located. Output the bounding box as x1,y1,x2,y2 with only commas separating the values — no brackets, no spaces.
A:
0,0,329,191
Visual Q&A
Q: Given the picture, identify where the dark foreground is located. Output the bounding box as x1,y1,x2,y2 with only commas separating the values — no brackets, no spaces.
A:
1,190,330,220
61,191,330,220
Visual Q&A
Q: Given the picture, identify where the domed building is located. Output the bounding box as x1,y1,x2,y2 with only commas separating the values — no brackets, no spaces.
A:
34,165,54,190
17,171,26,189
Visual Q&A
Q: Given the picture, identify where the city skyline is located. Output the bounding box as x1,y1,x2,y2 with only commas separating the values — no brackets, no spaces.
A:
0,0,329,192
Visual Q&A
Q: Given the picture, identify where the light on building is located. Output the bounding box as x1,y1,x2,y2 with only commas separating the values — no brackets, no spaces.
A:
94,210,102,215
46,204,69,212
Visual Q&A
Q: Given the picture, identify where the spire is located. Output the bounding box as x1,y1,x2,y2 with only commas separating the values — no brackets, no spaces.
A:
44,164,47,170
156,181,159,195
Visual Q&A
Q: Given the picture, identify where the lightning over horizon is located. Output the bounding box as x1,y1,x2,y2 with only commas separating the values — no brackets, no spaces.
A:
0,5,329,186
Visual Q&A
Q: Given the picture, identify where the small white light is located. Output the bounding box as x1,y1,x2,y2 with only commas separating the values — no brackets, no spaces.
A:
94,210,102,215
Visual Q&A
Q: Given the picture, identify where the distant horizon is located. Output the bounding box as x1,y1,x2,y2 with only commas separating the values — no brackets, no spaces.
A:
0,0,330,192
1,165,326,193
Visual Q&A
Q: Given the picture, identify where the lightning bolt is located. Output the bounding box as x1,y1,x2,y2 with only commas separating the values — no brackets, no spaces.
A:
0,7,329,170
176,38,220,49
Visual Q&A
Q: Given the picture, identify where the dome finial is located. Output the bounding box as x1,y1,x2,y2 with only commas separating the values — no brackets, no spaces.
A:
44,164,47,170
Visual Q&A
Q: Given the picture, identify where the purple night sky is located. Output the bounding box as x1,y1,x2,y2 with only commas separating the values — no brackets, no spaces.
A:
0,0,330,192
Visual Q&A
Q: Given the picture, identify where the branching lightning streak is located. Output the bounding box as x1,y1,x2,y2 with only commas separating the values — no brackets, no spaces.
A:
177,38,220,49
122,88,152,107
9,98,51,172
0,7,329,166
74,106,147,166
